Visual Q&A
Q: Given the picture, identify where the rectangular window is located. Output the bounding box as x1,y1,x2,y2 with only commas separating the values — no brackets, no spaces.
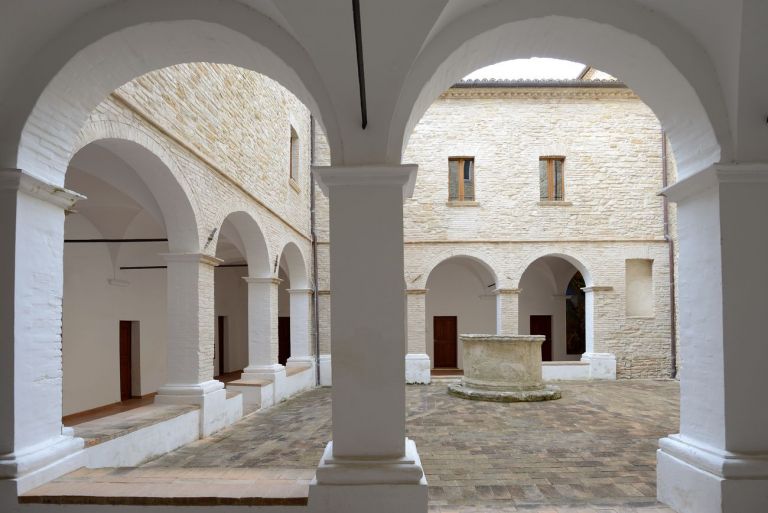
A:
448,157,475,201
539,156,565,201
626,259,654,317
289,127,299,181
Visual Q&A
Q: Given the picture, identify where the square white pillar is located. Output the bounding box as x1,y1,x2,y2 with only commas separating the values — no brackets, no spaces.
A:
657,163,768,513
0,169,86,494
309,165,427,513
580,286,616,379
406,288,430,384
155,252,232,436
287,288,314,366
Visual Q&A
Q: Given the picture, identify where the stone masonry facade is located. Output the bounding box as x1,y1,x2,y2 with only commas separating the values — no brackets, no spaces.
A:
314,81,677,379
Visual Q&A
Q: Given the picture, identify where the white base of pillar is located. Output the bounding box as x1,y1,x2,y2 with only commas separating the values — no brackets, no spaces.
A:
581,352,617,379
242,364,288,402
318,355,332,386
657,435,768,513
309,438,428,513
405,354,431,384
154,379,237,437
0,435,86,495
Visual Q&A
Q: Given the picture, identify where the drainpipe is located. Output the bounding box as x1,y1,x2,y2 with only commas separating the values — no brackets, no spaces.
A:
661,129,678,379
310,115,322,386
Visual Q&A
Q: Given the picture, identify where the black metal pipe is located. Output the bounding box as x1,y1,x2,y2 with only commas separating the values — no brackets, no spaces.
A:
661,129,678,379
310,115,322,386
352,0,367,129
65,238,168,243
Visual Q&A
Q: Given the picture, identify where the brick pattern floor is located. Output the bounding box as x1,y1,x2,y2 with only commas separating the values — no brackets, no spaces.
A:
144,379,678,511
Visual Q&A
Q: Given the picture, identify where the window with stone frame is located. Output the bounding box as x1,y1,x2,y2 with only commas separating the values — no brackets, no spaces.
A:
289,126,299,182
539,156,565,201
448,157,475,201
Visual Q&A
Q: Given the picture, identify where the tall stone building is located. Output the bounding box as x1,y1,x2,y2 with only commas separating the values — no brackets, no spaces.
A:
314,72,678,383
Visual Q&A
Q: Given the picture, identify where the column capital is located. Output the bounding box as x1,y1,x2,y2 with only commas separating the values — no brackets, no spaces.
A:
312,164,418,199
287,288,313,295
406,288,428,295
662,162,768,203
162,252,222,266
581,286,613,293
0,168,84,209
493,287,521,295
243,274,282,285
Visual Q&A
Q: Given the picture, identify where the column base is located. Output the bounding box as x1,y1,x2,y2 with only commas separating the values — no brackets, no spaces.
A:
318,355,332,386
155,379,240,437
581,352,617,379
0,435,85,494
309,438,428,513
242,364,288,402
405,354,431,384
657,434,768,513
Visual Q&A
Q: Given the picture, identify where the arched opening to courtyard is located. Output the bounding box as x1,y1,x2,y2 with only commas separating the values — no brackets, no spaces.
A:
60,136,197,428
423,256,497,372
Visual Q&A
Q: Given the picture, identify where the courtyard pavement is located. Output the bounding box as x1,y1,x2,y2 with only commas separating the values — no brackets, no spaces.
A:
144,379,678,512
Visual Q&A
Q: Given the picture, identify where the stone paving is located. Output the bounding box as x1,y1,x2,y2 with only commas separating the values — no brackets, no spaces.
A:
144,379,678,511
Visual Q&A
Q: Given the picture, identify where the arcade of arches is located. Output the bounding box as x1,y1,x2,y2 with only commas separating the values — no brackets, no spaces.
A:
1,3,767,513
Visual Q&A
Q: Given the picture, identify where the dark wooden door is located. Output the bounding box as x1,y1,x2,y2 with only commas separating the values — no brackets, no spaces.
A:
434,316,458,368
530,315,553,362
217,316,226,376
119,321,132,401
278,317,291,366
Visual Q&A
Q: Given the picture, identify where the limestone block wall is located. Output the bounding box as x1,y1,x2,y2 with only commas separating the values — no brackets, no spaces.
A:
63,63,317,413
313,84,676,379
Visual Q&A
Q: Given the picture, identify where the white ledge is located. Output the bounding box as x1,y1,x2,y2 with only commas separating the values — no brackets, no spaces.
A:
0,168,84,209
661,162,768,202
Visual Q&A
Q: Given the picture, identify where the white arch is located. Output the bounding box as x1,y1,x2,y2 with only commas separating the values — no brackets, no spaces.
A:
71,136,199,253
216,210,271,276
389,6,730,178
514,251,594,289
278,241,309,288
420,252,499,290
4,1,341,183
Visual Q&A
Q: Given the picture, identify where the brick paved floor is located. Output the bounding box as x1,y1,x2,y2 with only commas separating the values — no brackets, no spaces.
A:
144,379,678,512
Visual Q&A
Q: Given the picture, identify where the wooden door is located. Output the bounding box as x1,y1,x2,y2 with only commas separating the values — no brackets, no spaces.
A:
278,317,291,366
217,316,226,376
119,321,132,401
530,315,553,362
433,316,458,368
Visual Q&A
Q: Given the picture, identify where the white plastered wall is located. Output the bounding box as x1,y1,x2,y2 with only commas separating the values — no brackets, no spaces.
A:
213,266,249,374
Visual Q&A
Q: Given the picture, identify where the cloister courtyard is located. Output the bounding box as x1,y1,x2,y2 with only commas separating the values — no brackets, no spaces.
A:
34,380,678,512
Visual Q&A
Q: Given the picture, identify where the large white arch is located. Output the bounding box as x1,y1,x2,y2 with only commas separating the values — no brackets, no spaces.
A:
71,137,199,253
389,4,731,178
215,210,271,276
513,251,594,289
2,0,342,183
278,241,309,289
415,250,501,290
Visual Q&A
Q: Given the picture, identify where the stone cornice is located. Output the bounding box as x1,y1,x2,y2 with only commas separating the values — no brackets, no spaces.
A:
662,162,768,203
243,274,282,285
0,168,84,209
161,252,222,266
406,288,428,295
312,164,418,199
493,288,521,295
441,87,637,101
287,288,313,295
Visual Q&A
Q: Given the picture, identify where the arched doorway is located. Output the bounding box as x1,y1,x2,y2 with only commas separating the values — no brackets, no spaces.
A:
424,256,497,371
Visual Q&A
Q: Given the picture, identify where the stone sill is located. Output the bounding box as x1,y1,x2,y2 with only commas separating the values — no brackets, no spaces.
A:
626,315,656,320
289,178,301,192
537,200,573,207
446,200,479,207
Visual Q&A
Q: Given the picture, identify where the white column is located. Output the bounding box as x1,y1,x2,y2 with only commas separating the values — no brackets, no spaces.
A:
580,285,616,379
309,165,427,513
0,169,86,495
155,252,234,436
406,289,430,384
287,288,314,366
657,163,768,513
241,275,284,374
494,288,520,335
317,290,332,386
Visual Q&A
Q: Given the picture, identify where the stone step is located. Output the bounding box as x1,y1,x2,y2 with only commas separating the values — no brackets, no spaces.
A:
20,467,314,506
